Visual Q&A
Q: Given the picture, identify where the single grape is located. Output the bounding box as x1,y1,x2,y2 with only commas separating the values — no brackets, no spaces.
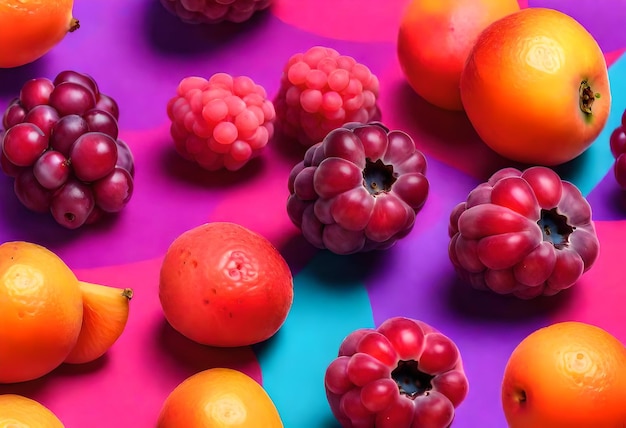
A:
614,154,626,190
609,125,626,159
19,77,55,110
94,93,120,120
14,168,52,213
2,122,48,166
83,108,119,140
50,114,89,156
92,167,134,213
84,205,105,225
2,101,27,129
0,151,23,177
69,132,118,182
33,150,70,189
23,105,60,136
53,70,100,96
49,81,96,117
115,139,135,177
50,178,95,229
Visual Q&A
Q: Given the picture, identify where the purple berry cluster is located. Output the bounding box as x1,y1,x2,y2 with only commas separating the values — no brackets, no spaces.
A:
160,0,272,24
166,73,276,171
287,122,429,255
0,70,135,229
448,166,599,299
274,46,381,148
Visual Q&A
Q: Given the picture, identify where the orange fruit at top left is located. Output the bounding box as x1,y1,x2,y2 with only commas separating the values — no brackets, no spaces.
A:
0,0,79,68
0,241,83,383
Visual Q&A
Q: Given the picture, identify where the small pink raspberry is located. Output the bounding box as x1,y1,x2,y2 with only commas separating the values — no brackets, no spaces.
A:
166,73,276,171
160,0,272,24
274,46,381,148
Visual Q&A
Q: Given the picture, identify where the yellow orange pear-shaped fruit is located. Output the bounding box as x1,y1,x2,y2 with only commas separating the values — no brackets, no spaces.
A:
0,0,80,68
157,368,284,428
64,281,133,364
0,241,83,383
0,394,65,427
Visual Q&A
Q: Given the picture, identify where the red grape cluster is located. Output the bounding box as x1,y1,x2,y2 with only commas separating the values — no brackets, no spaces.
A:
160,0,272,24
448,166,599,299
274,46,381,147
287,122,429,254
609,110,626,189
325,317,469,428
0,70,135,229
167,73,276,171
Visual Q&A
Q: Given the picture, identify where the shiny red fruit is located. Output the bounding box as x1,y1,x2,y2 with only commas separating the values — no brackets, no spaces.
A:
448,166,599,299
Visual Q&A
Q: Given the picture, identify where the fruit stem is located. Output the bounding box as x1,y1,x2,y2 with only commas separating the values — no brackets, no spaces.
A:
579,80,595,114
69,17,80,32
122,288,134,300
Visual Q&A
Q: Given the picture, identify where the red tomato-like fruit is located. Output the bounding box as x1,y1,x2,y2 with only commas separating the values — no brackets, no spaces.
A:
159,222,294,347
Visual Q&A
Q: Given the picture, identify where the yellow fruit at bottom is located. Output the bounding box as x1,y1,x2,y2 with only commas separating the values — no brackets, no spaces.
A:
0,394,64,427
502,321,626,427
157,368,284,427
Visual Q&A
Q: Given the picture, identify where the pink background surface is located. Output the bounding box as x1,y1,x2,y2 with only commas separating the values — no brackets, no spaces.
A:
1,0,626,426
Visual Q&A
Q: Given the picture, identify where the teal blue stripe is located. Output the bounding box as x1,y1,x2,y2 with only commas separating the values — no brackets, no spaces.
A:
254,250,375,428
557,53,626,196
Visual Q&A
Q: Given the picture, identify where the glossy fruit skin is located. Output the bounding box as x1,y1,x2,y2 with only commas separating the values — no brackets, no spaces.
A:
502,321,626,428
397,0,520,111
0,394,64,427
287,122,429,255
159,222,293,347
0,241,83,383
460,7,611,165
0,0,78,68
324,317,469,428
448,166,599,299
160,0,272,24
157,368,283,427
609,111,626,189
1,70,134,229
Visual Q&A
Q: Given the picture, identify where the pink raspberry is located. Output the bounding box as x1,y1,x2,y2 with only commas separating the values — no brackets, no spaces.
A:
274,46,381,148
166,73,276,171
160,0,272,24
